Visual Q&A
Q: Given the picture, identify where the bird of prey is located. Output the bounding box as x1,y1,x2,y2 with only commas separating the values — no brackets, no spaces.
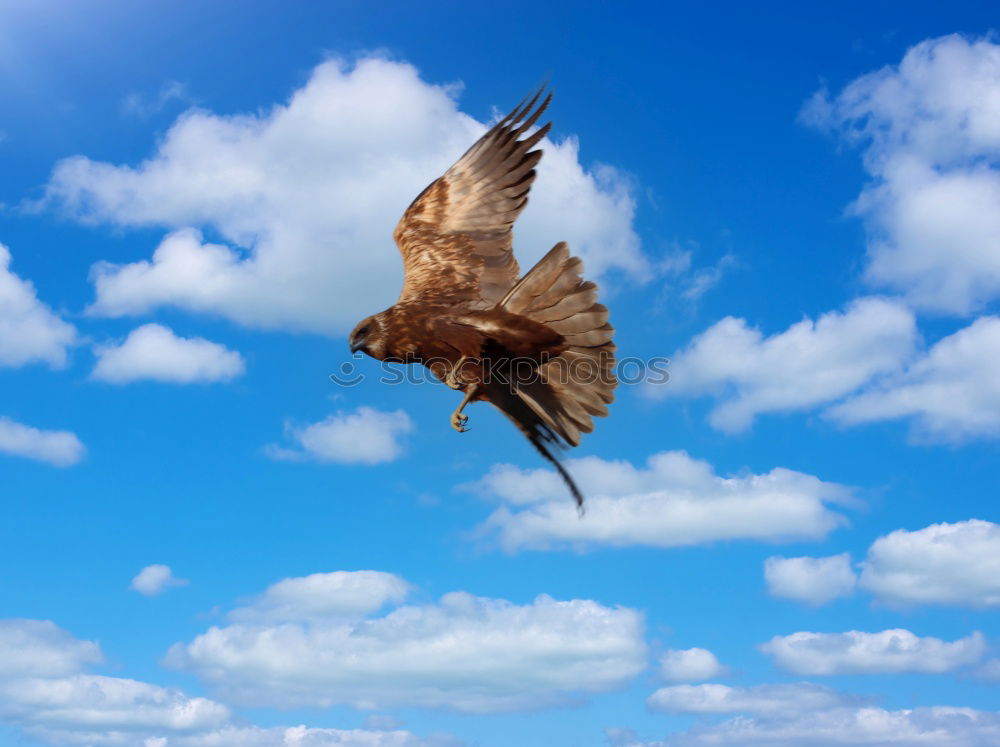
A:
348,88,616,508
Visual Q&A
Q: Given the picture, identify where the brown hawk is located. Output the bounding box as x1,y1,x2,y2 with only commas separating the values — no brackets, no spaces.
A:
349,88,616,508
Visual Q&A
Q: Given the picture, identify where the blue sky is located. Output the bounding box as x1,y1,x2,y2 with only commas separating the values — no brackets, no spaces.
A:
2,1,1000,745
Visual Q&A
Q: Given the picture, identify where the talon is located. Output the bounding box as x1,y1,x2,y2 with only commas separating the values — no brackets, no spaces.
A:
451,412,470,433
445,356,468,390
449,382,478,434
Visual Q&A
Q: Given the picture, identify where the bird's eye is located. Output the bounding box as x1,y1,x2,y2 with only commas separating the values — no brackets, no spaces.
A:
359,326,370,336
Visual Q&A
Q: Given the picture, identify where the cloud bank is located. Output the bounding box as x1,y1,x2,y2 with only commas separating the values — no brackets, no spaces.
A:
474,451,852,552
760,628,985,675
858,520,1000,607
650,297,917,432
804,34,1000,315
829,316,1000,441
44,57,645,334
167,570,647,713
0,617,457,746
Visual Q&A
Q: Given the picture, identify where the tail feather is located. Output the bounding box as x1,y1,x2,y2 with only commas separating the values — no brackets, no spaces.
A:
499,242,570,313
481,377,585,510
492,241,617,507
530,282,598,323
558,378,609,417
532,258,586,310
545,304,609,335
561,323,614,348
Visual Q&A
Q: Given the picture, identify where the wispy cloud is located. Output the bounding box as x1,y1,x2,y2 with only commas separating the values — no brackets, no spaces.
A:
121,80,191,118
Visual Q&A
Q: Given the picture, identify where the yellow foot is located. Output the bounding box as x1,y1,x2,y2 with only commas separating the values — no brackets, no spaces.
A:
445,356,468,390
450,411,469,433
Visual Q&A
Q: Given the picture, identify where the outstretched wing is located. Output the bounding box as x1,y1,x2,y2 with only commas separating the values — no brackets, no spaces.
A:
393,88,552,306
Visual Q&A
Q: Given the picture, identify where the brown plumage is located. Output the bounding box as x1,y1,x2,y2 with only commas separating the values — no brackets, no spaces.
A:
349,88,616,509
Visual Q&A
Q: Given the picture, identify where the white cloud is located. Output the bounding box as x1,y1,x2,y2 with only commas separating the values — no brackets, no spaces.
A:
804,35,1000,314
166,572,646,713
0,620,102,680
23,722,455,747
829,316,1000,441
764,553,857,606
650,297,917,432
658,648,726,683
0,242,75,369
91,323,245,384
0,618,456,747
473,451,852,552
228,570,411,623
779,521,1000,610
0,416,85,467
858,520,1000,607
267,406,413,465
647,682,864,715
0,674,230,734
169,725,460,747
654,705,1000,746
760,629,985,675
43,57,645,334
655,296,1000,441
0,618,233,746
129,565,189,597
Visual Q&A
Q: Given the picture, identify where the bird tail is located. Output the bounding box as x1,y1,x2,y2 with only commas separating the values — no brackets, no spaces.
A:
490,243,616,508
500,242,617,444
479,379,588,510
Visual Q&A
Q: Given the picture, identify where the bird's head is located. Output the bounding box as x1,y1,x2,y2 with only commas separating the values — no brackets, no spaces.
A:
348,313,389,360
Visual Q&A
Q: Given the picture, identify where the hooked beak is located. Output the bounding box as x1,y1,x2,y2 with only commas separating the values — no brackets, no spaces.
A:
350,339,365,354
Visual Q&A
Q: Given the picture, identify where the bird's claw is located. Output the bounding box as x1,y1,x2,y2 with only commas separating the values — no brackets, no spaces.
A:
450,412,470,433
445,356,468,390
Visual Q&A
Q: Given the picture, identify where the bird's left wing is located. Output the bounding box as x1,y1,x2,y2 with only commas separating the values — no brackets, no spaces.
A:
393,88,552,306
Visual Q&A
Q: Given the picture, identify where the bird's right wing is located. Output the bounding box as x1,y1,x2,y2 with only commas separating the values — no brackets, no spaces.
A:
393,88,552,307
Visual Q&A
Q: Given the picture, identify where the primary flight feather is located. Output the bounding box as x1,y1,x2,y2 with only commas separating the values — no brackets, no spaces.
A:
348,88,616,508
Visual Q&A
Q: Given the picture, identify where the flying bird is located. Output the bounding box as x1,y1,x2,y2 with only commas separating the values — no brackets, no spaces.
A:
348,88,616,508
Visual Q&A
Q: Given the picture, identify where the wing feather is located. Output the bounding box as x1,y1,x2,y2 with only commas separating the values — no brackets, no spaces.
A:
393,88,552,305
